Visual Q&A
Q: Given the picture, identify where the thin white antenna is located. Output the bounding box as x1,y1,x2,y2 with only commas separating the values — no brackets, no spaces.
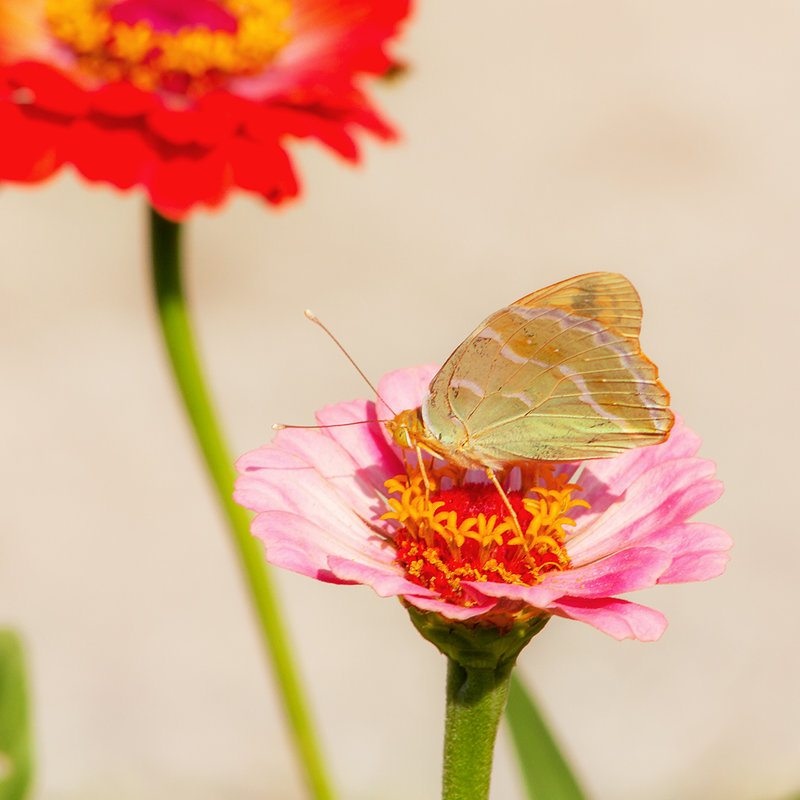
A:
304,309,397,416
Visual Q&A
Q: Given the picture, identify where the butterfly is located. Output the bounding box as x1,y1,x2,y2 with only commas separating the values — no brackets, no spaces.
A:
385,272,674,474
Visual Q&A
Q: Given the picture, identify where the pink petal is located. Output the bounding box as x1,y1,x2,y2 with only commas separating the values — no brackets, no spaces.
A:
539,547,673,596
271,427,387,518
660,550,731,584
458,581,560,608
633,522,733,584
567,458,723,564
236,443,303,475
234,446,385,536
329,547,501,619
235,447,320,511
327,555,438,599
550,597,668,641
578,417,702,505
375,365,438,422
250,511,390,583
402,593,500,621
271,426,361,477
639,521,732,557
315,398,403,486
464,547,672,607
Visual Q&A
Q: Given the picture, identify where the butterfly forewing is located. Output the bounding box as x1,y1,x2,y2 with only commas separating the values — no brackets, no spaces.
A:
422,272,673,465
512,271,644,339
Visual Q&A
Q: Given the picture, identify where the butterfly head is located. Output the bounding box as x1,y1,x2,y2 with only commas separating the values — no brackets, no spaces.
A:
385,407,427,451
385,406,472,467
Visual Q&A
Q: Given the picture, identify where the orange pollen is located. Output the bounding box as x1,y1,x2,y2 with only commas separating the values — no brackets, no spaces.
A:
45,0,292,93
382,462,590,606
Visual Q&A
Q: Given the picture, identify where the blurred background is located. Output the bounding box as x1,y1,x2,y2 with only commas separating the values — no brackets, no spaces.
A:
1,1,799,798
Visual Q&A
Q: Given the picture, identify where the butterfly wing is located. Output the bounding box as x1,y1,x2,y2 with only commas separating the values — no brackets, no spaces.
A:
422,272,673,464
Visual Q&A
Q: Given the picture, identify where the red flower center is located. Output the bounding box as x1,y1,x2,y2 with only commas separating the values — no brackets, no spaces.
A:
45,0,293,94
383,463,589,606
110,0,238,34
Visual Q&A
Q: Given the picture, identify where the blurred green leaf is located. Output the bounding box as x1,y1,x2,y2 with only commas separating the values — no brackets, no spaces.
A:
0,631,33,800
506,673,587,800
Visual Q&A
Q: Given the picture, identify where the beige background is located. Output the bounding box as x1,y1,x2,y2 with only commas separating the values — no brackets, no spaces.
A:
1,1,799,798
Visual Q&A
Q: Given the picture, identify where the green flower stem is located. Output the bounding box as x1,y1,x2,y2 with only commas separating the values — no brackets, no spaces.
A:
149,207,336,800
442,657,513,800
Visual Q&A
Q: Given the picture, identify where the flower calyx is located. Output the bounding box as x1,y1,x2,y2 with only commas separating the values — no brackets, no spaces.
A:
405,604,550,673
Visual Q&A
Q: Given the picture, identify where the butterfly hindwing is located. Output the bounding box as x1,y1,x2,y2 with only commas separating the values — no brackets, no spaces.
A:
422,272,673,464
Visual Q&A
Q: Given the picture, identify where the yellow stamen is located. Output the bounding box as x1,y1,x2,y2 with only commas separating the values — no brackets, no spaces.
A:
45,0,292,92
383,460,589,605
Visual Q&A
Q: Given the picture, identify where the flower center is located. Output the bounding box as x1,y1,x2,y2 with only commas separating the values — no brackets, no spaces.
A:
45,0,292,93
383,462,589,606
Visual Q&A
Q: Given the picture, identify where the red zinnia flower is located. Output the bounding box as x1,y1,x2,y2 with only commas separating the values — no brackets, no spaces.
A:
0,0,410,218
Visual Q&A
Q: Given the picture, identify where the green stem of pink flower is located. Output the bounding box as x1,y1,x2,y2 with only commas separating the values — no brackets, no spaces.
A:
442,657,512,800
148,207,336,800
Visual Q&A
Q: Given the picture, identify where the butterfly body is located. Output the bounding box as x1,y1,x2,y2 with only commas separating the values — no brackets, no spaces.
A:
386,272,673,468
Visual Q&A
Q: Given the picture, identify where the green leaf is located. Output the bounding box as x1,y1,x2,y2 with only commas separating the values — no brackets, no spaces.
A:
0,631,33,800
506,673,586,800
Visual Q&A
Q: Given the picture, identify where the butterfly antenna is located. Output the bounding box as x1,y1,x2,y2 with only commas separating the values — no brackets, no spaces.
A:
304,309,396,415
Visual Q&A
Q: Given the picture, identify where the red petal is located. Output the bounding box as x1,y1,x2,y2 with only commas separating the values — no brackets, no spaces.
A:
6,62,89,117
289,0,411,77
90,81,159,118
145,142,232,219
146,102,239,147
68,116,153,190
0,102,66,182
270,106,360,160
227,136,299,204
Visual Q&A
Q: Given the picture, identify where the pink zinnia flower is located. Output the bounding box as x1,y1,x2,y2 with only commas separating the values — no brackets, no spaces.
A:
234,365,731,641
0,0,410,219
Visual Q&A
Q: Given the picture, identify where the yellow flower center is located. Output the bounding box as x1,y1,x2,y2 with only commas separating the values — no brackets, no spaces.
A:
45,0,292,93
382,461,589,607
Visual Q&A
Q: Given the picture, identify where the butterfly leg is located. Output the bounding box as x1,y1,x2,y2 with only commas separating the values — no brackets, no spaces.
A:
416,443,432,497
485,467,526,542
